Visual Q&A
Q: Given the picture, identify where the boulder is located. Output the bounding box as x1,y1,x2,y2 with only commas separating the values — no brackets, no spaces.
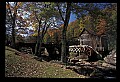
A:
44,48,49,56
102,63,116,69
104,49,116,65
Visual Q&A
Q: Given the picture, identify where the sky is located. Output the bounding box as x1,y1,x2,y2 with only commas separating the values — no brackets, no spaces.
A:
69,14,76,23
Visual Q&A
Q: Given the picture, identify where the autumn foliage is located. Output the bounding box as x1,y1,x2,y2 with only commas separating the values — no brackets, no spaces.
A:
96,18,106,35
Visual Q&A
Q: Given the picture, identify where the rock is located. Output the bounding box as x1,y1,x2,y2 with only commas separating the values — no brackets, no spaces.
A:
77,55,88,60
69,55,88,63
54,47,59,55
102,63,116,69
70,59,79,65
102,62,109,67
60,65,64,68
69,52,78,57
44,48,49,56
84,62,91,65
92,60,104,66
104,49,116,65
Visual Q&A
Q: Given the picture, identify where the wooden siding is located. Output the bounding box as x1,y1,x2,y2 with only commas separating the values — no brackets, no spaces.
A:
79,29,108,52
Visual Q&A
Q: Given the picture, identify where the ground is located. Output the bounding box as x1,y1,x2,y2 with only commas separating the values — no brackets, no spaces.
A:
5,46,86,78
5,46,116,78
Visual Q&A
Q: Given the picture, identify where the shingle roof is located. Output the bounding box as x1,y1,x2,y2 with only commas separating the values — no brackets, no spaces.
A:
79,28,98,36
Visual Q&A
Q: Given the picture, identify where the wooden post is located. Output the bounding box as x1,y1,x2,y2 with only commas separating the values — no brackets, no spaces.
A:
79,47,81,56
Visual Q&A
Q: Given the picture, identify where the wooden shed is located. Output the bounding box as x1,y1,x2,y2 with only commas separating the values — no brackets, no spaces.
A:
78,28,108,53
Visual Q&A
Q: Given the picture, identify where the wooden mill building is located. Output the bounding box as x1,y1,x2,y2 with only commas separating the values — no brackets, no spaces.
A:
78,28,108,54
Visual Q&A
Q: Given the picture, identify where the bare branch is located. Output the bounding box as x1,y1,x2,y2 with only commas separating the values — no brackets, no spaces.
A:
34,11,40,22
56,3,65,22
37,17,42,41
40,18,47,39
43,22,52,37
6,2,14,21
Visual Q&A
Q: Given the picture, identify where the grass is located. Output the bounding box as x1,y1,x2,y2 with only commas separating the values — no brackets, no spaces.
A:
5,46,86,78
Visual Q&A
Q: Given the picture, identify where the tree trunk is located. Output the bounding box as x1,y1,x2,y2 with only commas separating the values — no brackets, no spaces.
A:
35,33,43,61
11,15,16,49
37,20,50,57
38,37,43,57
35,18,48,59
61,30,67,63
61,3,71,63
7,2,17,49
35,35,40,56
35,20,41,56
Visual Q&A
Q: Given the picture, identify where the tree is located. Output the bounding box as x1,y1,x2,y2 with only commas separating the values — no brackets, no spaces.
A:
51,29,61,44
72,3,109,31
6,2,23,48
66,25,74,41
79,18,85,32
24,2,60,58
56,2,72,63
15,10,32,37
96,18,106,35
43,32,51,44
102,3,117,49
